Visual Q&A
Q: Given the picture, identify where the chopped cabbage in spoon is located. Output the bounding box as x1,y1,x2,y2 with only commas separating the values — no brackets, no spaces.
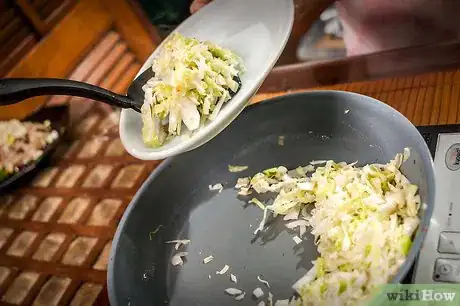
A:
141,32,245,147
235,149,422,306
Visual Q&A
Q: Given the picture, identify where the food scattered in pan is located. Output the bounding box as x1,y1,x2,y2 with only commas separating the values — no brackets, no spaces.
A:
141,32,245,148
234,148,421,305
165,239,190,250
268,292,274,305
225,287,244,297
171,252,188,266
253,287,264,299
209,183,223,193
0,119,58,183
216,264,230,275
228,164,248,172
292,235,302,244
257,275,271,288
278,135,285,146
203,255,214,264
234,291,246,301
163,149,420,304
149,225,163,240
249,198,265,210
235,177,251,196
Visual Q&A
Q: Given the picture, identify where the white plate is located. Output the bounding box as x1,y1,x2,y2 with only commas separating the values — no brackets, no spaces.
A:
120,0,294,160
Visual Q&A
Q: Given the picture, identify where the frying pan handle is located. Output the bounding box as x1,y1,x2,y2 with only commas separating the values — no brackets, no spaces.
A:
0,78,140,112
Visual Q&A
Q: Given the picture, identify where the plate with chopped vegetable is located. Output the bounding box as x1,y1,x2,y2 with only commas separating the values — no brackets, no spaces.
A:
0,105,67,192
108,91,435,306
120,0,295,159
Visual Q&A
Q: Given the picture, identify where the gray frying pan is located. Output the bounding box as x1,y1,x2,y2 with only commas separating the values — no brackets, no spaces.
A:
108,91,435,306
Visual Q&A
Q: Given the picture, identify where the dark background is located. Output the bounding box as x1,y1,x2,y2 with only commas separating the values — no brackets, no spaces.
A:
137,0,191,37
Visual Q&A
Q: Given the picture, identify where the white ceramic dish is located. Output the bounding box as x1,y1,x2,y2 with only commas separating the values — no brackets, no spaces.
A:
120,0,294,160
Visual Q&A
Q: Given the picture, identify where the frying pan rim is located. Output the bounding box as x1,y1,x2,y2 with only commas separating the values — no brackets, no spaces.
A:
108,90,435,305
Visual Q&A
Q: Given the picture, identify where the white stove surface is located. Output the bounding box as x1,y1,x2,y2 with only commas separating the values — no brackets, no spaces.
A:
413,133,460,283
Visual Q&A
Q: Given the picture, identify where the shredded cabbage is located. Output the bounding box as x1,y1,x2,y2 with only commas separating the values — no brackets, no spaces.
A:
141,32,245,147
235,149,422,306
229,165,249,172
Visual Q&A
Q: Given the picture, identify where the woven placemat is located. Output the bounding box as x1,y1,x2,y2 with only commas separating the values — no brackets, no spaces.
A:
252,67,460,126
0,106,159,305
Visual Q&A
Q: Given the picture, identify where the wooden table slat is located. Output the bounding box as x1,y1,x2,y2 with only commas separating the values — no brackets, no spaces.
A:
253,67,460,127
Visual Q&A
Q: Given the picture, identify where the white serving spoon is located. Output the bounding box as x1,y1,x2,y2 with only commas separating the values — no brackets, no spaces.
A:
120,0,294,160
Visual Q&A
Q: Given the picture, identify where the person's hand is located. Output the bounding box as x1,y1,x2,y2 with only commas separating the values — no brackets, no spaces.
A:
190,0,212,14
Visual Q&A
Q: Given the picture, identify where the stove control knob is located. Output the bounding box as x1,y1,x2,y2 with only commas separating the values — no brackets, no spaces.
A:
439,264,453,275
434,258,460,283
438,232,460,254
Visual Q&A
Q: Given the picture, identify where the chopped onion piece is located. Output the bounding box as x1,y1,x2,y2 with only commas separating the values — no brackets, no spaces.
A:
203,255,214,264
268,292,274,305
299,225,307,237
216,264,230,275
249,198,265,210
225,288,243,296
285,220,309,229
235,292,246,300
165,239,190,250
274,299,290,306
297,181,314,191
258,302,266,306
403,217,420,236
238,187,252,196
403,147,411,161
209,183,223,193
278,135,285,146
179,98,200,130
257,275,270,288
253,207,269,235
283,209,299,221
310,160,327,165
171,252,188,266
293,266,316,292
252,287,264,299
293,236,302,244
230,273,238,283
300,206,310,219
235,177,250,188
228,165,249,172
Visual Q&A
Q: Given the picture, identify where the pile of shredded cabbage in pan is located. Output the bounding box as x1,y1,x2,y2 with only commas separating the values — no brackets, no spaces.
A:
235,148,422,306
141,32,245,147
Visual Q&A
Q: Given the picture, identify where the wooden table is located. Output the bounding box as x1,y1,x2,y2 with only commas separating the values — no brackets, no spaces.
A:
0,43,459,305
255,41,460,127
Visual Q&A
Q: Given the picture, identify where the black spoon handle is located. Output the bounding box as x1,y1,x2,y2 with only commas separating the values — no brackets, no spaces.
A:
0,78,140,112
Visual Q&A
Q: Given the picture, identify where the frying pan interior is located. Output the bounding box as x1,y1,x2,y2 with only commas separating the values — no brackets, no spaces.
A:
108,91,435,306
